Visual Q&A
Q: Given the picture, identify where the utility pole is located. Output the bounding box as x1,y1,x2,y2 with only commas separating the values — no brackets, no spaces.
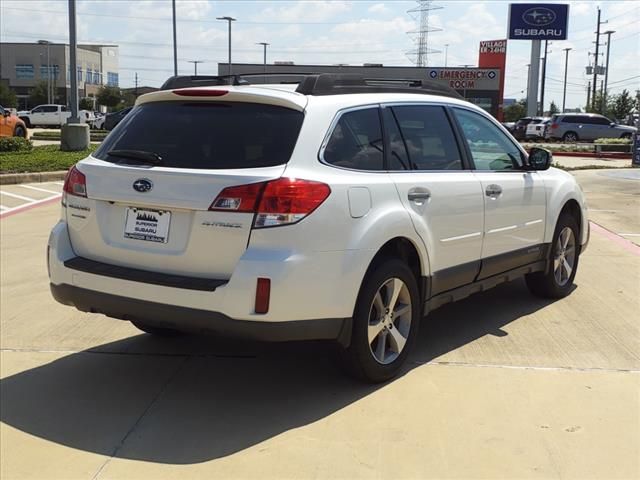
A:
256,42,269,83
443,44,449,68
188,60,203,75
586,81,591,110
134,72,138,98
217,16,236,79
539,40,551,116
592,7,605,111
603,30,615,115
37,40,51,103
67,0,79,123
172,0,178,76
525,64,531,112
562,48,571,113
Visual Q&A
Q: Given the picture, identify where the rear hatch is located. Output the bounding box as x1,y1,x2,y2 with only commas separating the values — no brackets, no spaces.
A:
66,92,305,279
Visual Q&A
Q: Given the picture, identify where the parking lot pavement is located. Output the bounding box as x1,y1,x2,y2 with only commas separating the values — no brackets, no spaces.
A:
572,168,640,246
1,180,639,479
0,182,62,218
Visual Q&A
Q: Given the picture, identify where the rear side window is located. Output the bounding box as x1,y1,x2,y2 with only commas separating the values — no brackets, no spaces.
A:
562,116,584,124
392,105,462,170
323,108,384,171
94,102,304,169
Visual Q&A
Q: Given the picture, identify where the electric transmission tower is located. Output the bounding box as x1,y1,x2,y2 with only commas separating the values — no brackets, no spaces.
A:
407,0,443,67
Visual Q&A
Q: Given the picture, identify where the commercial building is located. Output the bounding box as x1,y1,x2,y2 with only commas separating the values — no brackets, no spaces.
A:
219,62,503,118
0,42,119,109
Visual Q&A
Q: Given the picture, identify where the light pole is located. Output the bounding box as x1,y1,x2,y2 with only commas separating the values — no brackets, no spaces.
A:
603,30,615,115
37,40,51,103
525,63,531,112
217,16,236,79
172,0,178,76
256,42,269,82
459,64,473,99
539,40,551,116
67,0,79,123
188,60,203,75
443,44,449,68
562,48,572,113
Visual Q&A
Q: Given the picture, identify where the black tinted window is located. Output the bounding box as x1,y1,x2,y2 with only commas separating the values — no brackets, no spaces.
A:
324,108,384,170
592,116,611,125
562,116,584,124
42,106,58,113
94,102,304,169
393,105,462,170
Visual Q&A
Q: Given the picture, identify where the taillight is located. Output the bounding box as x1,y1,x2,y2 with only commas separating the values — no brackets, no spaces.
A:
209,178,331,228
62,165,87,198
551,123,559,129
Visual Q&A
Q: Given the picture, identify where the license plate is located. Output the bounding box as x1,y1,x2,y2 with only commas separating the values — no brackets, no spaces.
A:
124,207,171,243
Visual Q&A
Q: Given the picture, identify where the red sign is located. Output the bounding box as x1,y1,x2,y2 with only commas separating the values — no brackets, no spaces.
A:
479,39,507,121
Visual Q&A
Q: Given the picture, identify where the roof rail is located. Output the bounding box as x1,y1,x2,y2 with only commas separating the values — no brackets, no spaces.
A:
294,74,463,98
161,73,319,90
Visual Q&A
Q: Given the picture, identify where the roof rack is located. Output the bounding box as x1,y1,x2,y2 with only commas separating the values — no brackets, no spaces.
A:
294,74,462,98
161,73,462,99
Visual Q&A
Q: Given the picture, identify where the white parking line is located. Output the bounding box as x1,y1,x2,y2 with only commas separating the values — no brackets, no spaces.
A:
619,233,640,237
0,194,61,218
18,184,60,195
0,205,8,211
51,181,65,185
0,190,37,202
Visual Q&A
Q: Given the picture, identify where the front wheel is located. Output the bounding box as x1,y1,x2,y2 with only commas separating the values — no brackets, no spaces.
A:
14,125,26,138
526,213,580,298
562,132,578,142
340,259,420,383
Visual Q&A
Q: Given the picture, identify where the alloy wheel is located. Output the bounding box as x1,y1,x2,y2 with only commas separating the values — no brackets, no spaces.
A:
553,227,576,286
367,277,412,365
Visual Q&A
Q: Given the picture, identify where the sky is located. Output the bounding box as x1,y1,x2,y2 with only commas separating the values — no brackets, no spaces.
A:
1,0,639,111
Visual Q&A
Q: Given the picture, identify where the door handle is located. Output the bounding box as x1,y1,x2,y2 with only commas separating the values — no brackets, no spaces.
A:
485,184,502,197
408,189,431,202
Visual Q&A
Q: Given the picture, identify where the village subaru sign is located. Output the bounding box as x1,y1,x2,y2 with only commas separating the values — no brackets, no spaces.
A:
508,3,569,40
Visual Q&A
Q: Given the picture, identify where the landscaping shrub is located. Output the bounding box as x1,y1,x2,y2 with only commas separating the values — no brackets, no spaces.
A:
0,136,33,152
593,138,632,144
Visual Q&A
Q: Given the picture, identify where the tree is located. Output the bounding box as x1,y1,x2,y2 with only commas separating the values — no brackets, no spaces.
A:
79,98,94,110
96,85,123,109
609,89,635,122
0,83,18,108
548,101,559,115
635,90,640,111
504,99,527,122
28,81,49,108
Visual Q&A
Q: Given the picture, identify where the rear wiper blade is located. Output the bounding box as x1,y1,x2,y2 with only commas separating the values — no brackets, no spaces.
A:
107,149,163,165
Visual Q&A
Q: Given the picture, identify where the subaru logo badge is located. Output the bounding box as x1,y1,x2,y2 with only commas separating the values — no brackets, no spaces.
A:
133,179,153,193
522,7,556,26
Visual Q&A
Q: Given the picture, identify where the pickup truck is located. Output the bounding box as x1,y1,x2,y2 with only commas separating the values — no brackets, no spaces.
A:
18,104,72,128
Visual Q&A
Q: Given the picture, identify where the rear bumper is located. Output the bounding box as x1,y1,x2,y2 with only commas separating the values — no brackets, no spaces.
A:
51,283,350,343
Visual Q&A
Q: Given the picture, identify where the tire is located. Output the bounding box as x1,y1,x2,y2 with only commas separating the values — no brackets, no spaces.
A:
562,131,578,142
340,259,420,383
525,213,580,299
20,117,32,129
131,320,181,337
14,125,26,138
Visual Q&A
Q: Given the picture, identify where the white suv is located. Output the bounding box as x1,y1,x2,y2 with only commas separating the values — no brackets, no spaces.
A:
48,74,589,382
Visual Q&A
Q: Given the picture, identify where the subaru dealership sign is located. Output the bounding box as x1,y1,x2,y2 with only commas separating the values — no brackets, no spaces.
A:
508,4,569,40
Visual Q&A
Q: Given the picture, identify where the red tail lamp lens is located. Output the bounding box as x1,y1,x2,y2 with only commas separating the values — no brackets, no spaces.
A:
63,165,87,197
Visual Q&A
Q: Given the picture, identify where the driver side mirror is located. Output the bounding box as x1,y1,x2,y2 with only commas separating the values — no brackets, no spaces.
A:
527,147,552,171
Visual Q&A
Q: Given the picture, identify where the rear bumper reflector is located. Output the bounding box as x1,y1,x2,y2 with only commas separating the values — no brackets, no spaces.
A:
255,278,271,314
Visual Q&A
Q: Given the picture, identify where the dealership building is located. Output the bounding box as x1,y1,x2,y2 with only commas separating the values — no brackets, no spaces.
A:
219,42,506,119
0,42,119,109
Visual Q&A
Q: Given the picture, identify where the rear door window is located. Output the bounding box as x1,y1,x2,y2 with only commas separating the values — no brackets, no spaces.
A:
323,108,384,171
94,102,304,169
391,105,462,170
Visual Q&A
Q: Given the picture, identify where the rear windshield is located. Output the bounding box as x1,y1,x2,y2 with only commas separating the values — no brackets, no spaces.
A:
94,102,304,169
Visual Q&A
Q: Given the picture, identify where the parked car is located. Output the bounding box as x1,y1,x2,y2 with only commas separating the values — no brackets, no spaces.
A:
501,121,515,133
80,110,95,125
545,113,637,142
525,118,550,140
48,74,589,382
103,107,132,131
91,112,106,130
512,116,546,140
0,105,27,138
18,104,71,128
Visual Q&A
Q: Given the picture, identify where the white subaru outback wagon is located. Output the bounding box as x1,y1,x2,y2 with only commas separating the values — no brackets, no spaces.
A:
48,74,589,382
